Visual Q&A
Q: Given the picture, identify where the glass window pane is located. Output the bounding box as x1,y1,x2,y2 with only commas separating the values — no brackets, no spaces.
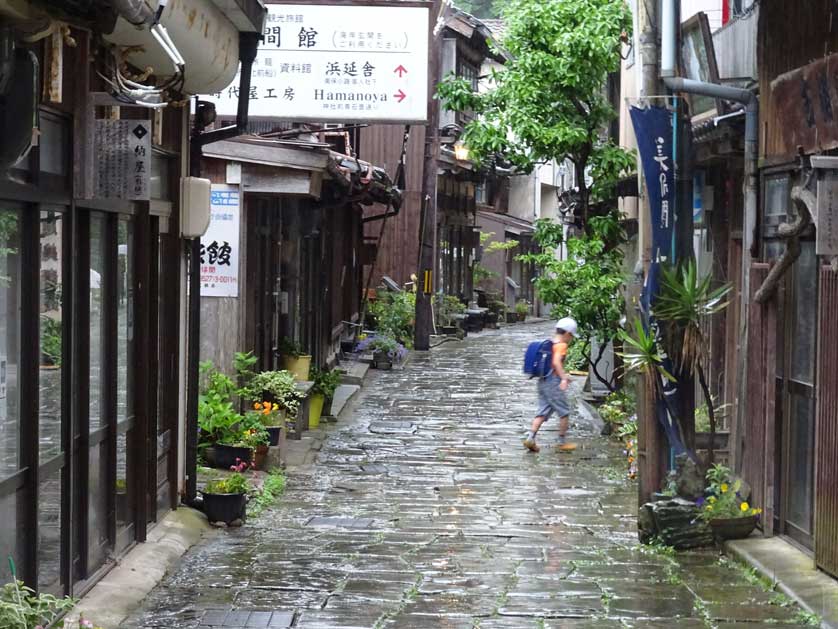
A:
791,242,817,386
39,210,64,463
0,489,24,583
90,214,106,432
39,114,68,176
116,217,134,535
0,208,21,479
788,394,815,535
765,175,789,217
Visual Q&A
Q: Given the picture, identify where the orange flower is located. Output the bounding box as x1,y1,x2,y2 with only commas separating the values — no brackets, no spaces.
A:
263,408,271,415
253,402,261,410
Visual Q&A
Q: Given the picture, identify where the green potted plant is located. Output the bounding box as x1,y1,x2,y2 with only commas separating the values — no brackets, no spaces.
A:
197,360,248,468
356,335,406,370
252,400,284,446
250,370,304,417
278,337,311,382
515,299,529,321
309,367,341,428
201,469,250,525
697,464,762,541
437,295,465,335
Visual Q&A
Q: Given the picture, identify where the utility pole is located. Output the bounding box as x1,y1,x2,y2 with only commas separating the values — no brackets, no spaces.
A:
635,0,667,506
414,0,443,351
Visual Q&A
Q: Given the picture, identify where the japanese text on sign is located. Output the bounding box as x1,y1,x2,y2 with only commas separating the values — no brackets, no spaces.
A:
94,121,151,200
202,2,430,123
201,185,240,297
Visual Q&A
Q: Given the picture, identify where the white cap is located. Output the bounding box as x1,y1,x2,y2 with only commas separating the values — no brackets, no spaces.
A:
556,317,578,337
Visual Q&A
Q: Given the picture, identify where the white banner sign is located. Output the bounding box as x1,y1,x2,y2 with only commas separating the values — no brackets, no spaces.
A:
203,2,430,123
201,185,240,297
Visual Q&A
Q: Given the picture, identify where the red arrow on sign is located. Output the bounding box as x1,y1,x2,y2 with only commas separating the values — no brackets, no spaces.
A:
394,64,408,77
394,89,407,103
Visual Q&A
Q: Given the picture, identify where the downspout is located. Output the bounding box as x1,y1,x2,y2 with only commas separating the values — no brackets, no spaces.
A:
183,31,261,508
660,0,759,471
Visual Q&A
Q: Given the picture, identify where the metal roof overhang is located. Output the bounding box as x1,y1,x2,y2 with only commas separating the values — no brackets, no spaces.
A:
477,210,534,235
203,138,330,172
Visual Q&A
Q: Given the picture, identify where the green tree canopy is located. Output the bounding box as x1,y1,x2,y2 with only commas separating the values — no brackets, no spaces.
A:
437,0,634,222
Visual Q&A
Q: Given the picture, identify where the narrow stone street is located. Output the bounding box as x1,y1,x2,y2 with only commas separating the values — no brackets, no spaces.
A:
122,323,810,628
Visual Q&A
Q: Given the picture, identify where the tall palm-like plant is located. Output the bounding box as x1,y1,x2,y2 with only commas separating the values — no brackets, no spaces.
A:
619,318,687,451
654,261,731,465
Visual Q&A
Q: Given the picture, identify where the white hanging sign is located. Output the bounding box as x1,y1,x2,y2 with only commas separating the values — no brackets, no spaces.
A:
201,185,240,297
202,2,430,123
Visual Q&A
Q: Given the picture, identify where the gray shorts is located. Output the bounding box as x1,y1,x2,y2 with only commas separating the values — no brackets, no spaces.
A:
536,373,571,419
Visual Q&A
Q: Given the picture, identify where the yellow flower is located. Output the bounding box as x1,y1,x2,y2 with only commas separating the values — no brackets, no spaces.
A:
740,502,750,512
720,483,729,493
708,496,716,504
272,403,279,411
751,508,762,515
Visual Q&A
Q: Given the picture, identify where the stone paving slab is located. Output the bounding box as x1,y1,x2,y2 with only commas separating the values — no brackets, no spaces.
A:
120,323,816,628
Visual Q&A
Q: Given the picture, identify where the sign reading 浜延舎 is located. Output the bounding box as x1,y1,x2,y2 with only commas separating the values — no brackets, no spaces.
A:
201,185,240,298
203,3,430,123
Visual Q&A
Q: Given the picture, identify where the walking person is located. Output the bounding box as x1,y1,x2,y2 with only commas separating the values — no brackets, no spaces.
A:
523,317,578,453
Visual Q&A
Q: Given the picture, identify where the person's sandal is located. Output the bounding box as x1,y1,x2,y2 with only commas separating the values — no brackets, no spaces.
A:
557,442,577,452
523,438,540,453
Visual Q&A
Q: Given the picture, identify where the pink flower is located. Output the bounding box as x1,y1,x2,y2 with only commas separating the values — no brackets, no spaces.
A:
81,620,94,629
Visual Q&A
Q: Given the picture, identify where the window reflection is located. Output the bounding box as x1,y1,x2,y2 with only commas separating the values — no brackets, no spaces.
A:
0,208,21,479
38,210,64,593
116,217,134,534
0,208,22,584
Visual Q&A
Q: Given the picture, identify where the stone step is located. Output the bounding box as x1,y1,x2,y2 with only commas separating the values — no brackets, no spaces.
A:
325,384,360,419
338,359,369,386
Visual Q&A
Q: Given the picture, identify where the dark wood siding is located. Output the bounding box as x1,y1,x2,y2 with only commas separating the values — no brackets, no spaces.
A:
759,0,838,160
359,124,426,285
816,266,838,577
742,263,776,526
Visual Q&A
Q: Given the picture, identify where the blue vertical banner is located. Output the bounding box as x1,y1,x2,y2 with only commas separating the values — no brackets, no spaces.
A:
630,104,675,312
629,104,686,457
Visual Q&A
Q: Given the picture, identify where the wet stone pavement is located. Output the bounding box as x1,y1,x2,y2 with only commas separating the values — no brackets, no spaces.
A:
122,323,811,628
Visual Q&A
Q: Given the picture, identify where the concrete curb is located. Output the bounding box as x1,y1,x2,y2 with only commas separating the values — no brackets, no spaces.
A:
724,537,838,628
66,507,213,628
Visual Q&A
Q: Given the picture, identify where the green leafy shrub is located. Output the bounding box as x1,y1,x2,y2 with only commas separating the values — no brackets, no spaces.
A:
249,469,287,516
277,337,306,358
564,340,588,371
198,360,244,448
250,370,304,415
0,580,75,629
39,316,62,366
698,464,762,520
310,367,341,398
205,472,250,494
368,291,415,347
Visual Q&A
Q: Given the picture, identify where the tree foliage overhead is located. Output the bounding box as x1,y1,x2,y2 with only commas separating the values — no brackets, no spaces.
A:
437,0,634,222
454,0,505,19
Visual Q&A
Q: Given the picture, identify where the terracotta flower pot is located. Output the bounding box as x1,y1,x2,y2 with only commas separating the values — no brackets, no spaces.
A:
709,514,758,540
253,445,269,470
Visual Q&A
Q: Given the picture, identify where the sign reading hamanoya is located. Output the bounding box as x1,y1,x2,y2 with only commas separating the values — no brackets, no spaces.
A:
203,2,430,123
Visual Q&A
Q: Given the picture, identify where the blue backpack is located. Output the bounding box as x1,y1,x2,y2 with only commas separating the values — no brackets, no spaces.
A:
523,339,553,378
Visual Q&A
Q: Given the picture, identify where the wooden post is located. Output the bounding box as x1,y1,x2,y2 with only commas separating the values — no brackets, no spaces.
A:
635,0,668,507
414,0,442,351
